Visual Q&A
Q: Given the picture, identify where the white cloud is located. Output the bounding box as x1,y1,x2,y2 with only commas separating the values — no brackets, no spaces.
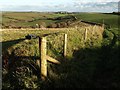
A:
74,0,119,7
0,0,118,12
96,0,119,2
74,0,119,3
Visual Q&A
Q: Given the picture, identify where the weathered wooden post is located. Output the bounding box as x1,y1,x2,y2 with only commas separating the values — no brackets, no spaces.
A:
84,28,88,41
39,37,47,81
64,34,67,57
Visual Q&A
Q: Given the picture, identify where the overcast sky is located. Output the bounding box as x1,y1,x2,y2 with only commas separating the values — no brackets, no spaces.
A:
0,0,119,12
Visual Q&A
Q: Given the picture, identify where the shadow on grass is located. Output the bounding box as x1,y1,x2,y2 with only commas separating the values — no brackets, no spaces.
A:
2,38,26,51
2,38,41,71
2,38,42,89
2,38,26,69
45,45,120,88
2,36,120,89
45,34,120,88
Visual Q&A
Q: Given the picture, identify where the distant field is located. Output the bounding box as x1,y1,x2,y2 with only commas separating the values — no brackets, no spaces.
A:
2,12,119,29
74,13,119,28
2,12,69,28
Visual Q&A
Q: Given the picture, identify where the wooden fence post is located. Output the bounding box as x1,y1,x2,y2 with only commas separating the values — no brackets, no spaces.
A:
39,37,47,81
84,28,88,41
64,34,67,57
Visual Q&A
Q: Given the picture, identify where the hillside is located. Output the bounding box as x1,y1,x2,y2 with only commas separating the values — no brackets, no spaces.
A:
2,12,73,28
2,12,119,29
2,12,120,89
2,12,104,29
74,13,119,28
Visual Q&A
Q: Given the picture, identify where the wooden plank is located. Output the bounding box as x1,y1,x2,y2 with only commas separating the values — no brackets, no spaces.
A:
46,55,60,64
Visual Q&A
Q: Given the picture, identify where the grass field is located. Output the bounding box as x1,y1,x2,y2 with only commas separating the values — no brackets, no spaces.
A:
2,12,69,28
2,12,120,89
74,13,119,28
2,12,119,29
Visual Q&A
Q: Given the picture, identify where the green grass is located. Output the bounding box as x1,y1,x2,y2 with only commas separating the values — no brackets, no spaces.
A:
2,27,105,89
2,12,120,89
2,12,119,29
2,12,69,28
74,13,119,28
2,31,120,89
